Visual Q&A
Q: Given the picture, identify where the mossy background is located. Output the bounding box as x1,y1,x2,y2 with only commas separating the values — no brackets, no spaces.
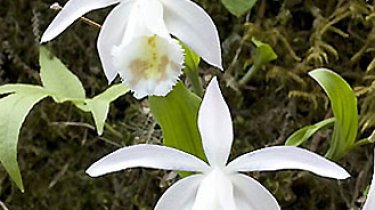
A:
1,0,375,209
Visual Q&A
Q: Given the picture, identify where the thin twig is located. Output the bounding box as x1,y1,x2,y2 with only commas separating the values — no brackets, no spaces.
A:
50,121,96,131
50,2,102,29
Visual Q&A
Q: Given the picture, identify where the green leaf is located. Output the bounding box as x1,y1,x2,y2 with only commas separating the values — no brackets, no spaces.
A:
181,43,203,97
39,47,86,103
239,38,277,85
149,82,206,162
309,68,358,160
0,87,48,191
0,84,47,95
183,44,200,72
286,118,335,146
79,84,129,135
221,0,258,17
252,37,278,68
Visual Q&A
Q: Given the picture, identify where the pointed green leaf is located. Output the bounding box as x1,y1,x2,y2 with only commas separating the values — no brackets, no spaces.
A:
0,84,47,95
309,68,358,160
286,118,335,146
239,38,277,85
90,84,129,102
221,0,258,17
149,82,206,162
39,47,86,103
82,84,129,135
252,38,278,68
0,87,48,191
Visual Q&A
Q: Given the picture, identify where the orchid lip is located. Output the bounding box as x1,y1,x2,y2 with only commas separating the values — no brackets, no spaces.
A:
112,34,184,98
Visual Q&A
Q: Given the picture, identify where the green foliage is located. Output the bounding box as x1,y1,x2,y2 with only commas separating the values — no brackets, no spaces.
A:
0,85,48,191
39,47,129,135
39,47,86,103
149,83,206,162
239,38,277,85
221,0,257,17
78,84,129,135
286,118,335,146
252,37,278,68
309,68,358,160
182,44,201,74
0,48,128,191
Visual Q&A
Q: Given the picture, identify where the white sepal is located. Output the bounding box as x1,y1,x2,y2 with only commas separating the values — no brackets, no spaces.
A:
232,174,280,210
155,174,203,210
191,168,236,210
41,0,121,42
161,0,222,69
198,77,233,167
97,1,134,83
86,144,209,177
227,146,350,179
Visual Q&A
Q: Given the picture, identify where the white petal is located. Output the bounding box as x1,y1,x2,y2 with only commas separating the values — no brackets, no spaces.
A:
161,0,222,69
198,77,233,167
41,0,121,42
155,174,203,210
112,35,184,99
232,174,280,210
227,146,350,179
120,1,151,45
97,1,134,83
140,0,170,39
363,149,375,210
121,0,169,45
86,144,209,177
192,168,237,210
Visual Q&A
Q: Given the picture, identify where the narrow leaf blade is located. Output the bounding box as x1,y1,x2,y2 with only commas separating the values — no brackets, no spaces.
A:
0,84,47,95
286,118,335,146
309,68,358,160
0,89,48,191
149,82,206,161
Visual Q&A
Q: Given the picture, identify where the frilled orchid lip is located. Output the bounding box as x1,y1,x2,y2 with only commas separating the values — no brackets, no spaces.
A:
86,77,350,210
113,35,184,99
41,0,223,98
107,0,184,98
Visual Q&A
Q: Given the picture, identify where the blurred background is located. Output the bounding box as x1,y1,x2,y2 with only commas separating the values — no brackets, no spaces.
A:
1,0,375,209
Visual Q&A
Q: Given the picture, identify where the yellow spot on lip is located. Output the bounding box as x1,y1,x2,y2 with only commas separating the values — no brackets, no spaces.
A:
125,35,181,88
147,35,157,47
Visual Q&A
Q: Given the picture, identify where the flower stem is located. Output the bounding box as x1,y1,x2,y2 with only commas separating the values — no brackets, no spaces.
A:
239,65,258,86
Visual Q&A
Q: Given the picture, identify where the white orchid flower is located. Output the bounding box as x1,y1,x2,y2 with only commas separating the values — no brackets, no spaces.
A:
41,0,222,99
86,77,350,210
363,149,375,210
